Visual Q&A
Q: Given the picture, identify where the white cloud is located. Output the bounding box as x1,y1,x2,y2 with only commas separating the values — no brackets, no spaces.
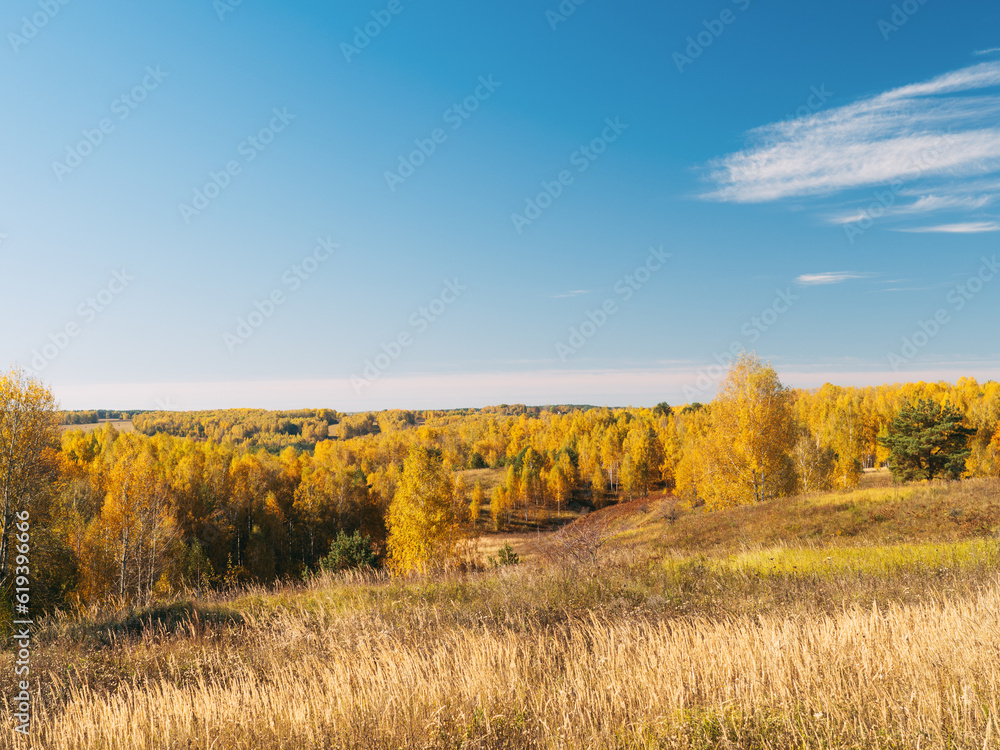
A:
551,289,591,299
894,221,1000,233
702,62,1000,206
975,48,1000,56
828,193,994,225
794,271,873,286
902,194,993,213
828,210,874,225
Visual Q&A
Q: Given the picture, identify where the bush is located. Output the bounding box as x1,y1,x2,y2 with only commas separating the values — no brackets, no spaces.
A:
488,542,520,568
319,530,379,573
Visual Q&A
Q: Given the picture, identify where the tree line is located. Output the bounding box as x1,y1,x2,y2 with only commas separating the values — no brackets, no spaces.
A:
59,409,137,425
132,408,340,451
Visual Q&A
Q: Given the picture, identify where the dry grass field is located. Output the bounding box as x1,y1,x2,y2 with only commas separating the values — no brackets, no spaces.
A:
4,474,1000,749
58,420,134,435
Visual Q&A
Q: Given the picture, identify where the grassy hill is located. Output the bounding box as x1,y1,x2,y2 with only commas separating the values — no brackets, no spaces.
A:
585,469,1000,550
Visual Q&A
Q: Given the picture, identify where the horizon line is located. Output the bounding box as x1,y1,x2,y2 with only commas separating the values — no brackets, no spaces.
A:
43,365,1000,412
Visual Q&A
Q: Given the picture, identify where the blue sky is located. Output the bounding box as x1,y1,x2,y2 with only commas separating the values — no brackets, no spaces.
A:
2,0,998,411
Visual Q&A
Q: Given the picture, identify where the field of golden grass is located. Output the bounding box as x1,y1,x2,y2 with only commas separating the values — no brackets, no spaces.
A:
58,420,133,435
4,475,1000,749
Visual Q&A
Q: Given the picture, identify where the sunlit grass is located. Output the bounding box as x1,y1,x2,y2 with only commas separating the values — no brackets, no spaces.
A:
7,475,1000,749
615,474,1000,554
11,559,1000,749
723,536,1000,577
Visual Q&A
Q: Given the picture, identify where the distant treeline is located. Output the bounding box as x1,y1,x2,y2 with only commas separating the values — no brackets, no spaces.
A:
59,410,142,424
132,409,342,451
128,406,595,451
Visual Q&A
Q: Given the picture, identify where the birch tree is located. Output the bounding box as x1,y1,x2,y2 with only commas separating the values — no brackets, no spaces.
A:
0,368,59,589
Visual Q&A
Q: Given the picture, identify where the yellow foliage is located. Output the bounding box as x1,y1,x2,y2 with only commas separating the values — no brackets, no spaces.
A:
386,447,462,574
699,353,796,508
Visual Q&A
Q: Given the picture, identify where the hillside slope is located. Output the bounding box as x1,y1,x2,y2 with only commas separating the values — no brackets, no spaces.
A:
569,470,1000,555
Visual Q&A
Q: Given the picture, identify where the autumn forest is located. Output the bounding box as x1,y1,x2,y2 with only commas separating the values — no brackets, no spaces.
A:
3,354,998,614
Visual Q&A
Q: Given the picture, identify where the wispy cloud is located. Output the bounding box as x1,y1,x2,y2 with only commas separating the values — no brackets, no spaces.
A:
701,62,1000,223
894,221,1000,233
902,194,993,213
975,48,1000,56
551,290,591,299
828,194,993,224
795,271,873,286
828,210,873,225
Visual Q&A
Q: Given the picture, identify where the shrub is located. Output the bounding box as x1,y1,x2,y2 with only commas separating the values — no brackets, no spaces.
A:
318,530,378,573
489,542,520,568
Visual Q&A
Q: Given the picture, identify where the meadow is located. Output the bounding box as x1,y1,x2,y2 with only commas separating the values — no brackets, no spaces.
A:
4,472,999,749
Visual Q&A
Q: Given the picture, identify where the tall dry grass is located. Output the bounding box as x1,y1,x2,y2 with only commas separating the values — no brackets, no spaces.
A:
6,564,1000,749
6,476,1000,749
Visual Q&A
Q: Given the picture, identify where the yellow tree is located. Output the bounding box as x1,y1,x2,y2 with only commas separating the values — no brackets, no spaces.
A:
504,464,522,520
623,422,662,497
619,453,639,500
490,484,509,531
452,473,468,527
673,406,712,507
824,390,866,488
590,464,607,507
469,480,485,526
386,447,461,574
545,452,574,513
518,447,543,521
791,427,835,493
600,428,624,493
367,463,401,515
0,368,59,588
87,436,178,600
656,416,682,489
987,420,1000,477
706,353,796,506
293,463,371,566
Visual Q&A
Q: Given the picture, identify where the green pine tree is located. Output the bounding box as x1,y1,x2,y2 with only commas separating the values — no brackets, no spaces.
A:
878,399,975,481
